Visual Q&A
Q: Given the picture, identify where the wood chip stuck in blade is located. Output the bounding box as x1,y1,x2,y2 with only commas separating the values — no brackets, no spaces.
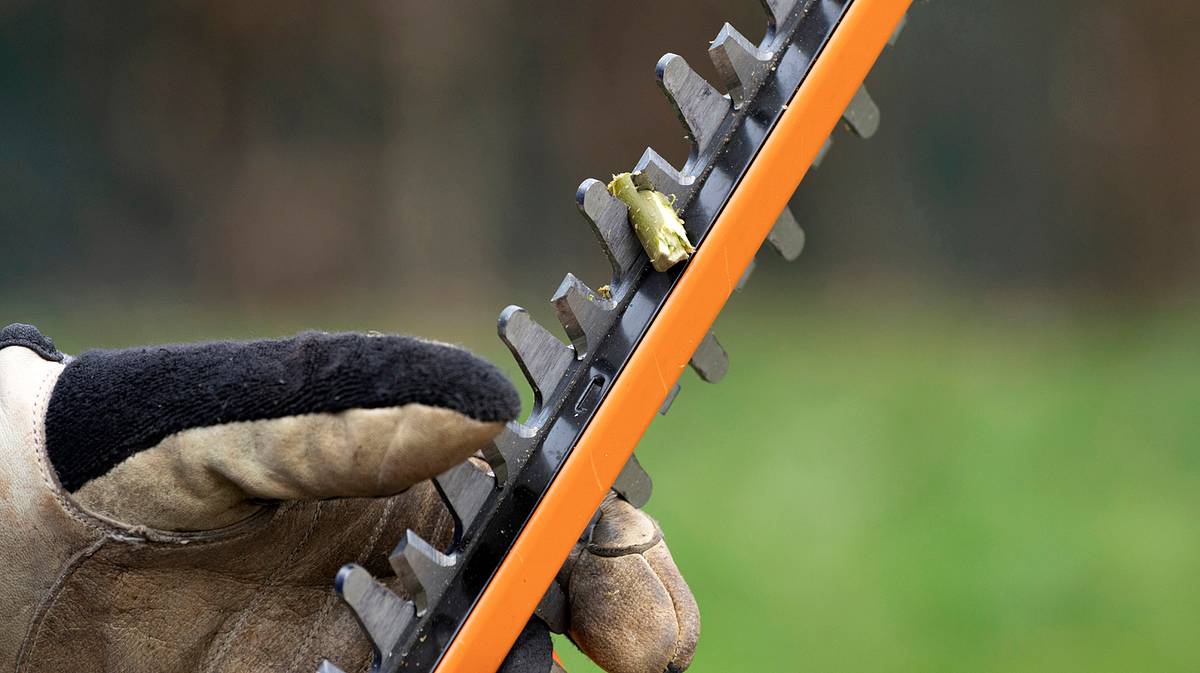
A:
607,172,695,272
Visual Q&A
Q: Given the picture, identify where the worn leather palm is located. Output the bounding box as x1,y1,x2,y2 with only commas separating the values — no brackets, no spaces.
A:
0,324,698,673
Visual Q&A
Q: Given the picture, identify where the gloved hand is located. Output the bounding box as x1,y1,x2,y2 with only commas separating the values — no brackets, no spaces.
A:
0,324,698,673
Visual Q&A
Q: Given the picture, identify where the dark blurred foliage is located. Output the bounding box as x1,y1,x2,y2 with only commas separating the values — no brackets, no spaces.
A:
0,0,1197,309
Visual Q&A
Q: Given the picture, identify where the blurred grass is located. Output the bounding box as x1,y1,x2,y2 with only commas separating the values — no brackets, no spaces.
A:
556,296,1200,673
6,294,1198,672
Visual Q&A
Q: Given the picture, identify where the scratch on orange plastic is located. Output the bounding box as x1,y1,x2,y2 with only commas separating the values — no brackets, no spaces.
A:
435,1,914,671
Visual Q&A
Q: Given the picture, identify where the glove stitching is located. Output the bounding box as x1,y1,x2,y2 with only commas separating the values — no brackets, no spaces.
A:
657,545,692,673
282,496,399,673
30,359,275,545
15,537,107,672
203,501,324,673
29,361,111,536
585,524,664,558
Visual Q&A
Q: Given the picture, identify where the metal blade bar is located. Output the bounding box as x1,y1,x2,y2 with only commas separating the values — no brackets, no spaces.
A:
328,1,917,669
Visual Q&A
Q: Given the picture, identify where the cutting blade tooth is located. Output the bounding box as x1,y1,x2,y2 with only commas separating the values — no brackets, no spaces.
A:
656,53,731,159
708,23,773,108
659,382,681,415
759,0,801,31
689,332,730,383
736,256,757,292
498,305,573,411
434,459,495,541
613,453,653,508
766,207,806,261
842,85,881,139
889,13,908,46
633,147,692,206
577,178,640,284
551,273,617,358
316,661,348,673
333,563,415,663
813,136,833,169
389,530,458,616
535,580,569,634
480,421,536,485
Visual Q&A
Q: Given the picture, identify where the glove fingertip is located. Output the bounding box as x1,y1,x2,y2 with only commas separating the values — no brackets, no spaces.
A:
45,330,521,494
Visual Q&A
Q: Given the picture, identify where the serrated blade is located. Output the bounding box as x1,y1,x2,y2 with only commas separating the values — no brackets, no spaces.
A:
577,178,641,283
612,453,653,508
766,207,806,261
389,530,458,616
326,1,922,669
842,85,881,138
889,13,908,45
533,580,569,635
551,273,617,358
759,0,802,30
633,147,691,205
498,305,573,411
658,382,682,416
480,421,536,485
737,256,758,291
813,136,834,168
434,459,495,539
709,23,773,108
656,53,731,158
334,564,415,664
689,332,730,383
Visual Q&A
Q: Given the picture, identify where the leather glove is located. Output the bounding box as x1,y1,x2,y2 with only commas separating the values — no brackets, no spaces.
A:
0,324,698,673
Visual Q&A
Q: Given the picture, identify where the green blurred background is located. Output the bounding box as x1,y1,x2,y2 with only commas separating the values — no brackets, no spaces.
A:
2,0,1198,671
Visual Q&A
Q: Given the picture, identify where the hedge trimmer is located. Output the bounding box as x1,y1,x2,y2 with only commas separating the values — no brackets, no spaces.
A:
320,1,917,670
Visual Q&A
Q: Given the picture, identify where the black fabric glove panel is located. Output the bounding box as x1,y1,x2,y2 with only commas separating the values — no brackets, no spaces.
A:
44,331,520,491
0,323,63,362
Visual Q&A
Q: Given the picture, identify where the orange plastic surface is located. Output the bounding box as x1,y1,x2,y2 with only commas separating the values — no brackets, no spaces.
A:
435,1,913,670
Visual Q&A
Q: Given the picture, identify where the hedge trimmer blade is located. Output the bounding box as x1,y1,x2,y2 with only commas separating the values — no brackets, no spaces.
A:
320,1,918,671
